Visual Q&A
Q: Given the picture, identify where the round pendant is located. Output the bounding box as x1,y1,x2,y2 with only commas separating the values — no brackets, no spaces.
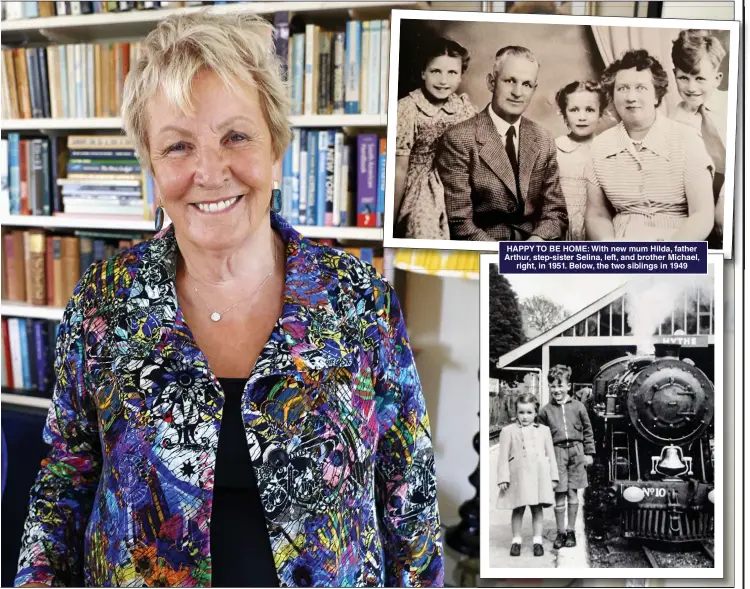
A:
210,312,221,322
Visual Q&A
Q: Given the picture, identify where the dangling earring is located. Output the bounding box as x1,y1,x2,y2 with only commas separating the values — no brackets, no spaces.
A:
154,200,165,232
271,181,282,214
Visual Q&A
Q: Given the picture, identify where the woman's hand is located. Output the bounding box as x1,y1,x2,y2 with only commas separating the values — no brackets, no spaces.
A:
583,455,594,467
498,482,510,493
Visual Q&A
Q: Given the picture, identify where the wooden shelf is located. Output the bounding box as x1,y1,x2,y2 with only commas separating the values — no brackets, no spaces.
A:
1,392,52,410
1,301,65,320
0,114,386,131
0,1,421,44
0,215,384,240
1,214,157,231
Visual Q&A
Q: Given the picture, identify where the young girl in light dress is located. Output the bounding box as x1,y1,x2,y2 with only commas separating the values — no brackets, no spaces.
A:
394,37,477,240
553,81,606,241
496,393,558,557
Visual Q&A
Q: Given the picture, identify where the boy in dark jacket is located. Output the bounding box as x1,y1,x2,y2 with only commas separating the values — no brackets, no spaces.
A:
538,364,595,549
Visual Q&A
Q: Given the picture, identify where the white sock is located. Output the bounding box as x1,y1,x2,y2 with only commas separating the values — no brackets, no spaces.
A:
512,536,522,544
533,535,543,545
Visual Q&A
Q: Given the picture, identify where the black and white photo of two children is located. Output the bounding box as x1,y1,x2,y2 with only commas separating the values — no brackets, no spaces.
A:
383,10,740,258
479,256,724,579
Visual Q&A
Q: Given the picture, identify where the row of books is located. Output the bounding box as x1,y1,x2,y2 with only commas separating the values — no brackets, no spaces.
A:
1,131,386,228
2,229,149,308
1,227,386,309
2,42,145,120
280,131,386,228
280,19,390,116
1,317,59,394
2,1,230,20
1,134,154,220
2,18,390,120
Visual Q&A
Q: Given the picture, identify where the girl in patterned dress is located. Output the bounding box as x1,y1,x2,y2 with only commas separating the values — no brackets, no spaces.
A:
394,37,477,240
553,81,606,241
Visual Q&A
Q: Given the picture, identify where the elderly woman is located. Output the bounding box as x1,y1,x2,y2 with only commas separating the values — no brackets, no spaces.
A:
584,49,715,241
15,11,443,588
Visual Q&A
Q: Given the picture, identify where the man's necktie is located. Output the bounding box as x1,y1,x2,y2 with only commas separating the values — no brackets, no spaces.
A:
698,104,726,199
506,126,521,202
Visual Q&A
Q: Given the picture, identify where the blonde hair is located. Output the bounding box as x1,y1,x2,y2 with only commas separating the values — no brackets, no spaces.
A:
121,9,293,169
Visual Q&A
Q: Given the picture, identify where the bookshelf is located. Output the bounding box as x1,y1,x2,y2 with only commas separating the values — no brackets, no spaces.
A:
0,1,424,44
0,302,65,321
0,114,387,131
1,0,402,403
1,391,51,410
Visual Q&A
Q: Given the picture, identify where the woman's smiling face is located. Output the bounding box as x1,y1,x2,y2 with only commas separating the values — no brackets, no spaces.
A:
147,68,279,253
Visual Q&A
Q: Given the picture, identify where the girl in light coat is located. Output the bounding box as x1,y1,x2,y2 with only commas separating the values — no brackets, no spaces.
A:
496,393,559,557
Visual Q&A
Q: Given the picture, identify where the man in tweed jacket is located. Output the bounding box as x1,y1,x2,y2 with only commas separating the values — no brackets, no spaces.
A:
436,46,568,241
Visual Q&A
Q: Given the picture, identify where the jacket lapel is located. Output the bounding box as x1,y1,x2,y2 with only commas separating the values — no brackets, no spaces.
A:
518,117,541,206
107,213,347,426
110,225,180,361
476,107,518,199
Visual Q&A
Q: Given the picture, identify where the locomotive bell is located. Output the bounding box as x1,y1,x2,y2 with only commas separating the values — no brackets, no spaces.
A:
652,445,689,477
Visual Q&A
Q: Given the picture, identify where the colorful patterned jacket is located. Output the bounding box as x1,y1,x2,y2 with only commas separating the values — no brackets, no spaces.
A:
15,212,444,587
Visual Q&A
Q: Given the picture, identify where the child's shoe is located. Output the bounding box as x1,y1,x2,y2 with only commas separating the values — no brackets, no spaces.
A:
533,543,544,557
553,531,567,549
565,531,577,547
510,543,521,556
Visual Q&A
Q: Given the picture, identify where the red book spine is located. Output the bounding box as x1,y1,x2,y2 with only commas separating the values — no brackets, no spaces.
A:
2,318,15,389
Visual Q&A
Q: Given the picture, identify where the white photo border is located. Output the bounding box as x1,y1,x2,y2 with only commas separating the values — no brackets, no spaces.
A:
478,253,724,579
383,10,740,260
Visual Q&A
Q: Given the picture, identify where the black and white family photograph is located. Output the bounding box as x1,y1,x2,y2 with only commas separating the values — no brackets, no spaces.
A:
478,254,724,578
383,10,739,257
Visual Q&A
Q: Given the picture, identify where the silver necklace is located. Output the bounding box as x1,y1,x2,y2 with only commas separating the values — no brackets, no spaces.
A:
186,243,278,322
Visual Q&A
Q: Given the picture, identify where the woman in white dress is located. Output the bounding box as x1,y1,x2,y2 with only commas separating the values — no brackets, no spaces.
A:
584,49,714,241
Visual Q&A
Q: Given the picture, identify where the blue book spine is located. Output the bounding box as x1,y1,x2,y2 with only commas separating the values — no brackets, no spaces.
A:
25,2,39,17
33,320,50,393
325,130,336,226
306,131,318,225
344,21,361,114
377,139,386,227
93,239,107,262
281,143,293,221
340,140,350,226
26,49,41,118
298,129,308,225
290,129,301,225
59,47,69,119
76,46,84,119
145,170,155,217
316,131,329,227
8,133,20,215
359,247,374,265
292,34,305,116
17,319,30,390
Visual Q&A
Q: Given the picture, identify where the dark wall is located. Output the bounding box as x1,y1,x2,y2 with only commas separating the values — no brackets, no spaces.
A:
1,406,49,588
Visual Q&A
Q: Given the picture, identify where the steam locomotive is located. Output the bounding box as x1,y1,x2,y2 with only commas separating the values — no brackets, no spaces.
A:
589,341,715,543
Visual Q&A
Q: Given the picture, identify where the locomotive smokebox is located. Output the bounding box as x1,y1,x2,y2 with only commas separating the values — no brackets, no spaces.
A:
653,342,681,359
